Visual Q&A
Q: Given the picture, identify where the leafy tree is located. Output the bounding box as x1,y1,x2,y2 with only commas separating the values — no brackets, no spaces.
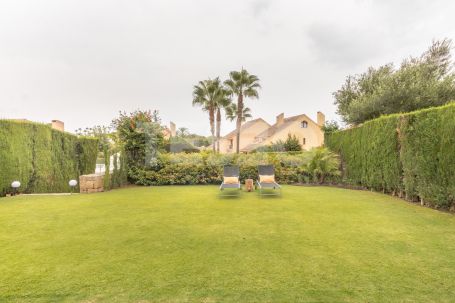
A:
75,125,112,152
224,69,261,153
321,120,341,134
304,147,340,183
283,134,302,152
111,110,164,173
334,39,455,125
192,136,211,147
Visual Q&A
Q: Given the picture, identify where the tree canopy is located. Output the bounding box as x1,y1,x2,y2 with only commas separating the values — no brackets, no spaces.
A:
334,39,455,125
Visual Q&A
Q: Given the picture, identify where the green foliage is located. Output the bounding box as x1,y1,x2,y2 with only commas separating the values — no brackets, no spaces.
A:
192,77,231,152
334,39,455,124
103,145,111,190
225,103,252,122
76,137,99,175
326,115,402,192
254,140,285,152
128,150,337,186
110,152,128,189
75,125,112,151
176,127,189,138
283,134,302,151
77,123,128,191
0,120,98,196
224,68,261,153
191,136,211,147
304,147,341,183
321,120,340,134
255,135,304,153
326,103,455,209
112,110,164,177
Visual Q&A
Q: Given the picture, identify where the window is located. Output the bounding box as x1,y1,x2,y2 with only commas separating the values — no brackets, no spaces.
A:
301,121,308,128
229,139,233,149
302,138,306,145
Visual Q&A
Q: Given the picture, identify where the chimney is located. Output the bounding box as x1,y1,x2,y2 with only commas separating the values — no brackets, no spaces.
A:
317,112,325,127
170,121,176,137
276,113,285,126
51,120,64,132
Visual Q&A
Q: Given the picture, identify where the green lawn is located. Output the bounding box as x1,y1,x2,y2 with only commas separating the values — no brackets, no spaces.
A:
1,186,454,303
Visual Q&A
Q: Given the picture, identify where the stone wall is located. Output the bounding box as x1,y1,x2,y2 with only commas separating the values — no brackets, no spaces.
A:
79,174,104,193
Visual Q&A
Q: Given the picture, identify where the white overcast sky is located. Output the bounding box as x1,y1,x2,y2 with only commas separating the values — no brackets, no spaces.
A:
1,0,454,135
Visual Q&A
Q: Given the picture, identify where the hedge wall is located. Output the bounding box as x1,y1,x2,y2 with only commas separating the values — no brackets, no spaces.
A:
130,152,311,186
0,120,98,196
326,103,455,209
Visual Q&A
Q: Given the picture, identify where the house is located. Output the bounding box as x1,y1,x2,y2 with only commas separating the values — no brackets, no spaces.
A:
219,118,271,153
162,121,176,139
219,112,325,153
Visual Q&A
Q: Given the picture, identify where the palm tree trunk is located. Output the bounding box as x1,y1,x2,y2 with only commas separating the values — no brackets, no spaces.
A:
209,109,215,152
235,94,243,154
216,108,221,153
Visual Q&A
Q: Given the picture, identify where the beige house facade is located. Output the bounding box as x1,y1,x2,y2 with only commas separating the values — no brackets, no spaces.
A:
219,112,325,153
219,118,271,153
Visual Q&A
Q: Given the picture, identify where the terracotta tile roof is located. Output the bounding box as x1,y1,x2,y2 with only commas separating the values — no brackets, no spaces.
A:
241,142,263,152
223,118,270,139
255,114,317,139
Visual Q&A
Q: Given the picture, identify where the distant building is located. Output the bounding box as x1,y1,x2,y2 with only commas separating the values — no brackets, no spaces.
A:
219,112,325,153
162,121,176,139
50,120,64,132
3,119,65,132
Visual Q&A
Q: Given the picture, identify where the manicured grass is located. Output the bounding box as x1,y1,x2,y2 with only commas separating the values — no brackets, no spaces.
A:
1,186,454,302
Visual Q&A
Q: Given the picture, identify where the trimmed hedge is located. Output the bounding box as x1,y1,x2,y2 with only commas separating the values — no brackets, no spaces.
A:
0,120,98,196
326,103,455,209
130,152,311,186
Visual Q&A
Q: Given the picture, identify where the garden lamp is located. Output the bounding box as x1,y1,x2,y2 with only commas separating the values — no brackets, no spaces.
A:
11,181,21,196
69,179,78,194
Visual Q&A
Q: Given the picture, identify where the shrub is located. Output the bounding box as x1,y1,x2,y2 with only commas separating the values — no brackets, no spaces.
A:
304,147,341,183
112,110,165,174
128,151,317,186
0,120,98,196
321,120,340,134
283,134,302,151
326,102,455,209
254,135,303,153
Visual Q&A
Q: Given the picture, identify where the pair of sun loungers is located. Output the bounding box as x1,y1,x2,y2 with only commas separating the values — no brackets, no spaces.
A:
219,165,282,196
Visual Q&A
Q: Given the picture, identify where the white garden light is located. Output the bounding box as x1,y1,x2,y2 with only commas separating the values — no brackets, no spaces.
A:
11,181,21,196
69,179,78,187
69,179,78,194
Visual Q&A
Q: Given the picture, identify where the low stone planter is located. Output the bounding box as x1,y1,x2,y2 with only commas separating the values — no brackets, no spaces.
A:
79,174,104,194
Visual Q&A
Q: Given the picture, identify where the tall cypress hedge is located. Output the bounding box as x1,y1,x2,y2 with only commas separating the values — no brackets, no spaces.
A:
326,103,455,209
0,120,98,196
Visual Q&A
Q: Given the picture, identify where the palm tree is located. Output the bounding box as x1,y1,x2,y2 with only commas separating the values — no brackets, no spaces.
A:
224,69,261,153
176,127,189,138
213,81,232,152
225,103,252,122
192,78,229,152
192,79,216,151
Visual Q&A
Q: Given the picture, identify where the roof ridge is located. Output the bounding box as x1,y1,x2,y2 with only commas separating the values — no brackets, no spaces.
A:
223,118,270,138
